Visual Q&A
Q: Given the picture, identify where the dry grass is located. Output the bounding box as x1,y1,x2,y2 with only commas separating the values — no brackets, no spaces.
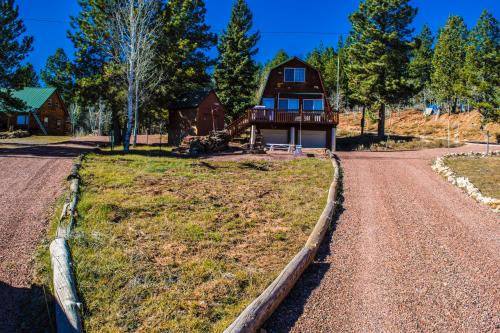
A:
340,109,500,142
0,135,72,146
337,133,460,151
41,149,332,332
444,155,500,199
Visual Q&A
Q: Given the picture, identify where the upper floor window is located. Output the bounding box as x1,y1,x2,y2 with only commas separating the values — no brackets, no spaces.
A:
284,68,305,82
303,99,324,111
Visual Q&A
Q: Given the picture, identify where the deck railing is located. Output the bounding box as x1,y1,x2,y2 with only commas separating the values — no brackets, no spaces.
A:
225,108,339,137
249,108,339,125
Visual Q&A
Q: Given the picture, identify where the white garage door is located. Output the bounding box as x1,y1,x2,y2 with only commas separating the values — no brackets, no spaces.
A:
301,130,326,148
261,129,288,145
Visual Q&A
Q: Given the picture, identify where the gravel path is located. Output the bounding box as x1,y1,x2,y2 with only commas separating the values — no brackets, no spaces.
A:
0,144,90,332
265,144,500,332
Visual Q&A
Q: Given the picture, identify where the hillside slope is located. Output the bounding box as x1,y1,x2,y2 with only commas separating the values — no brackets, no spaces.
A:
339,109,499,142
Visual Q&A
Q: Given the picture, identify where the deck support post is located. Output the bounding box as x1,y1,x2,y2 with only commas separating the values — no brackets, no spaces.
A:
250,125,256,149
331,127,337,152
289,127,295,153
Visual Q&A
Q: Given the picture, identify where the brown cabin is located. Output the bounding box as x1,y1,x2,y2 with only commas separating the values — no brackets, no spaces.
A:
168,89,225,145
0,87,69,135
226,57,339,149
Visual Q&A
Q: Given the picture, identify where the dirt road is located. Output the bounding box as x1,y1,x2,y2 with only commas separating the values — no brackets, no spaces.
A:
266,144,500,332
0,143,90,332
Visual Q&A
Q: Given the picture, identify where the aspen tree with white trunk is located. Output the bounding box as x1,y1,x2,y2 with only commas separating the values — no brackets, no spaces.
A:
111,0,160,151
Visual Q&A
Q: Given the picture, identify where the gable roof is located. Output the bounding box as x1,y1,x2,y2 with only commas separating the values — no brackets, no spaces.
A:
169,89,214,110
0,87,57,113
258,56,328,102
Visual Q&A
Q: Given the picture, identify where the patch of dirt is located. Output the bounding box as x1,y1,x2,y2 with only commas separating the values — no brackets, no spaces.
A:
340,109,500,142
0,144,91,332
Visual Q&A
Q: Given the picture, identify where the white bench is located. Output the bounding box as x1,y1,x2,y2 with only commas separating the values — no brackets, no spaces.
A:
266,144,302,154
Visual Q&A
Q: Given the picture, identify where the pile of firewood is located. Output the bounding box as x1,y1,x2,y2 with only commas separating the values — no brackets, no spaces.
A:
0,130,30,139
184,130,232,155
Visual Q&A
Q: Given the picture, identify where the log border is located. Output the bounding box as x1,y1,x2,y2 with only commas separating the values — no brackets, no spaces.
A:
223,151,342,333
49,154,85,333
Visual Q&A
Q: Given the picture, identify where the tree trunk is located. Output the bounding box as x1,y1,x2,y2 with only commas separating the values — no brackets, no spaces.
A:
451,97,458,114
377,103,385,138
360,106,366,135
133,79,139,147
123,68,134,152
112,108,122,145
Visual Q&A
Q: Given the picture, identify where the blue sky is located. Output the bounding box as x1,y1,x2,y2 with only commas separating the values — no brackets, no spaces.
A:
17,0,500,74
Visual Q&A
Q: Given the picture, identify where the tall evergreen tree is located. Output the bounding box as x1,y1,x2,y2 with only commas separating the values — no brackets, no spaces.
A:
431,16,468,113
214,0,260,120
69,0,124,142
306,43,338,96
41,48,75,103
0,0,33,109
409,24,434,103
463,10,499,120
155,0,217,111
11,63,39,88
347,0,417,137
255,49,289,102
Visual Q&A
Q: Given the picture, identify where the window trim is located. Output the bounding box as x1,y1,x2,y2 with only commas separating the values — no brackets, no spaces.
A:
284,67,306,83
303,99,324,111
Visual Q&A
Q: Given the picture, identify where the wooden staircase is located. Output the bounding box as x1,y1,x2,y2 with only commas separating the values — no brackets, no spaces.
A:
225,112,252,138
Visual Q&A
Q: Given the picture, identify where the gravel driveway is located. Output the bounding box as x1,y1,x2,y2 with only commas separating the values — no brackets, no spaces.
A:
266,144,500,332
0,143,90,332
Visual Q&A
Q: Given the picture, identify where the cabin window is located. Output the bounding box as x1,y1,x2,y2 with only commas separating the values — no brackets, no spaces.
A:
284,68,305,82
303,99,324,111
57,119,62,128
278,98,299,111
44,117,49,125
17,115,28,125
262,98,275,109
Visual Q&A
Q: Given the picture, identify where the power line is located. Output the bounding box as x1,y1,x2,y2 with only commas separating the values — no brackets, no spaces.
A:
25,18,347,36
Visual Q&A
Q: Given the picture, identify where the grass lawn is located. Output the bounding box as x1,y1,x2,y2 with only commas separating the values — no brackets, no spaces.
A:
445,155,500,199
38,149,333,332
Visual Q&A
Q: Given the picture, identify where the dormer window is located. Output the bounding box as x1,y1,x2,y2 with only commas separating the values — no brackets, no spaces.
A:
284,68,305,82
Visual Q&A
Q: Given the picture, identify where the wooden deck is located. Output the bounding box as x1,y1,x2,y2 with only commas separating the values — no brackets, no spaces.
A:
227,108,339,137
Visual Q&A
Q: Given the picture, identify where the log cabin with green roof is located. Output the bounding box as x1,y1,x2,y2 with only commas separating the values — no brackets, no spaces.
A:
0,87,69,135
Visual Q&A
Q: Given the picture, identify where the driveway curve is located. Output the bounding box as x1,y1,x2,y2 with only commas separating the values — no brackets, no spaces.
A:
266,144,500,332
0,143,92,332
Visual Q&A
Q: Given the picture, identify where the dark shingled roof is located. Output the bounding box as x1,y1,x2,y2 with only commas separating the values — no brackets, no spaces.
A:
168,89,213,110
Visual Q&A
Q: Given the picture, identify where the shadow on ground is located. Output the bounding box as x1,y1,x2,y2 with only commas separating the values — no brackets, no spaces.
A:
0,281,54,333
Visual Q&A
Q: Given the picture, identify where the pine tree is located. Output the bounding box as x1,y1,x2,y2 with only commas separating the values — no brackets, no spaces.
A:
0,0,33,109
431,16,468,113
41,48,75,103
409,24,434,103
347,0,417,137
306,43,338,96
255,49,288,102
463,10,499,120
154,0,217,111
214,0,260,120
12,63,39,88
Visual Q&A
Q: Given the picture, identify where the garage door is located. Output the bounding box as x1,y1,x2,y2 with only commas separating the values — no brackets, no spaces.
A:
301,130,326,148
260,129,288,145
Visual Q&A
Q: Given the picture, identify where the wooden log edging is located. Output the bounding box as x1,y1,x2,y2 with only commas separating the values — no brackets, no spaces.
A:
223,152,342,333
50,154,85,333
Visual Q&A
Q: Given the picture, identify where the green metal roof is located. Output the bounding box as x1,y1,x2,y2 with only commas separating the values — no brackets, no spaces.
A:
0,87,57,113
